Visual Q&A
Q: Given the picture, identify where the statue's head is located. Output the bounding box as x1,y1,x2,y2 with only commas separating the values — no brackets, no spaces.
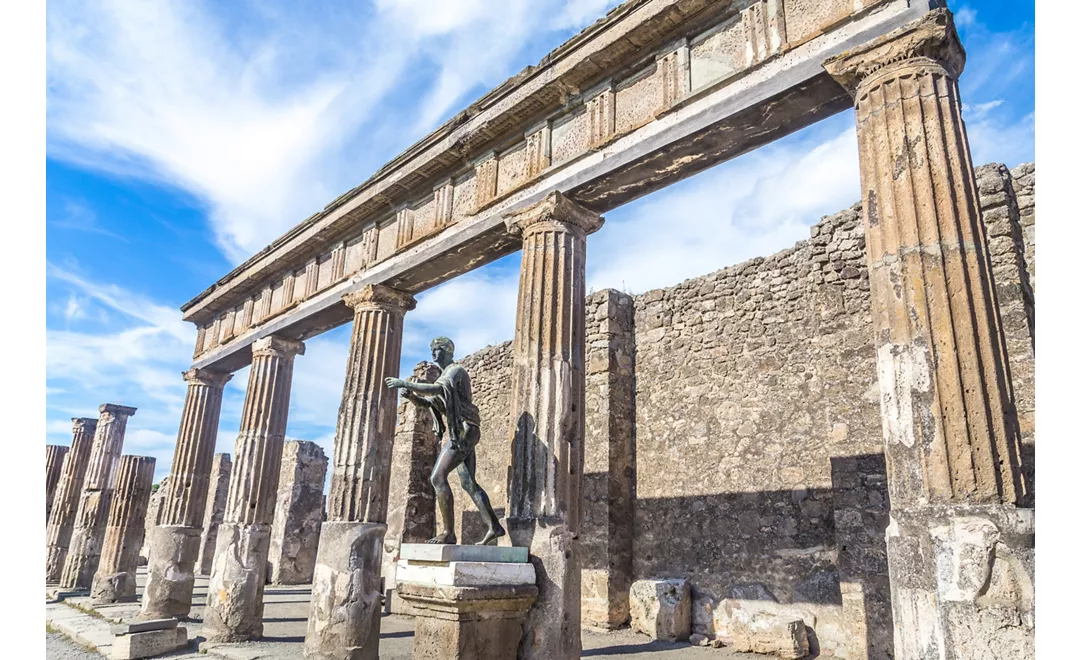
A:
430,336,455,365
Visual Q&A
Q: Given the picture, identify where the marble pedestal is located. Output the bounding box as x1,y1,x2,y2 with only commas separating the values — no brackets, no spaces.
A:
396,544,537,660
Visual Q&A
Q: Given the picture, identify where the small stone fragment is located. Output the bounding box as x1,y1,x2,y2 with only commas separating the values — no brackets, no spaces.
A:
629,578,691,641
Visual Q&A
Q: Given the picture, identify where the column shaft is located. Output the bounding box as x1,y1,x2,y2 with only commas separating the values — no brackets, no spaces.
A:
267,440,327,584
91,455,156,604
141,368,231,620
824,10,1033,660
46,418,98,582
197,453,232,576
504,191,603,660
203,336,303,642
305,284,414,660
60,404,137,590
46,445,69,522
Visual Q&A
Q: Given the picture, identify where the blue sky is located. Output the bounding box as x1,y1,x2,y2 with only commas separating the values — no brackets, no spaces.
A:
45,0,1035,483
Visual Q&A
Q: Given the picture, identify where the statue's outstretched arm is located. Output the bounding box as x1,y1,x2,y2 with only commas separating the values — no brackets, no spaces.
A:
401,381,442,395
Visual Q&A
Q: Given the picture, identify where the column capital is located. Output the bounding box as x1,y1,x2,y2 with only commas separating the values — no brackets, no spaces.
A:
342,284,417,315
504,191,604,238
72,417,98,432
99,403,138,417
183,367,233,389
251,335,305,359
823,8,965,97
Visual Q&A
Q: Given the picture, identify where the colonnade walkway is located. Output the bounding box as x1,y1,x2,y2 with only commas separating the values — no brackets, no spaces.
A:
45,568,774,659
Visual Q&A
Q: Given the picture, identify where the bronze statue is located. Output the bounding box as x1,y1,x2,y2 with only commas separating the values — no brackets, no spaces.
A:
385,337,506,546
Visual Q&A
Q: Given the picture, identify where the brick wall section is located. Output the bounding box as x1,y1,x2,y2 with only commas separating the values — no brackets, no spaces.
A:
976,163,1035,501
437,162,1035,657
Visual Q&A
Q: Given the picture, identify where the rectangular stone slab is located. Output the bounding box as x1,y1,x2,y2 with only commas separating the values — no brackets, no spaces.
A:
396,560,536,587
108,626,187,660
110,618,178,635
399,543,528,563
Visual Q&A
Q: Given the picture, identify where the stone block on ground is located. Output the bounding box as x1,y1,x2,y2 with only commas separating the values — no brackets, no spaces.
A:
110,618,178,635
719,604,810,659
109,626,187,660
629,578,691,641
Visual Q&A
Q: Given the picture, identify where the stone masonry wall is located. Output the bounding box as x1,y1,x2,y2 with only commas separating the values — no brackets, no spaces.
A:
443,162,1034,658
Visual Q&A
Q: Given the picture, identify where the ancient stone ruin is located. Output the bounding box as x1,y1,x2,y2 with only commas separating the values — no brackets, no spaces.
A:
46,3,1035,660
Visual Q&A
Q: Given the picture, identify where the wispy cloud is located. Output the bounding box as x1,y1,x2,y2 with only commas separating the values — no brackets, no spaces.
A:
47,0,621,264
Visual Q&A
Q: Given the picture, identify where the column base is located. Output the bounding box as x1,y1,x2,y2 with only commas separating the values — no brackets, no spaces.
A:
140,525,203,620
507,516,581,660
399,582,538,660
202,522,272,643
304,521,386,660
91,570,138,605
60,528,105,591
887,503,1034,660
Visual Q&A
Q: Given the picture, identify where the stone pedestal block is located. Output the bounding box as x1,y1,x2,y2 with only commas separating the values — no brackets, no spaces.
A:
92,455,156,604
304,521,387,660
46,418,98,582
398,582,539,660
140,525,202,619
202,522,272,641
109,626,187,660
629,578,691,641
267,440,327,584
197,453,232,576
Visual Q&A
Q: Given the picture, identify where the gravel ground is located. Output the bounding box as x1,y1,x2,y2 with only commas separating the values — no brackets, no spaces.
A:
46,632,102,659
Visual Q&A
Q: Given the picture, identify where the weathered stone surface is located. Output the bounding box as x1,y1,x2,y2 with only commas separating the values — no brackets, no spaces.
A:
46,445,69,522
61,404,137,590
110,618,177,635
629,579,691,642
581,289,635,630
305,284,414,660
46,418,97,582
267,440,327,584
383,361,441,594
400,543,528,564
108,626,187,660
204,336,303,641
138,477,169,566
504,192,603,660
92,455,156,604
397,560,536,587
397,582,538,660
825,9,1033,659
141,368,231,620
197,453,231,576
722,607,810,660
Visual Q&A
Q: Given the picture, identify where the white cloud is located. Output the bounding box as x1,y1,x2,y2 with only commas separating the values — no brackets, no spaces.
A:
46,0,622,264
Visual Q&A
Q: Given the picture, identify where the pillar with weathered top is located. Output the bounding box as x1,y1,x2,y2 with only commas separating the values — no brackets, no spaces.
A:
304,284,415,660
203,336,304,642
91,455,156,604
61,404,138,590
824,9,1033,659
197,453,232,576
46,418,98,582
504,191,604,660
267,440,327,584
141,368,232,620
46,445,69,522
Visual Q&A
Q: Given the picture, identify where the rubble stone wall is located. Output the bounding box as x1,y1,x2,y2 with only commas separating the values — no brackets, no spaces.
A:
450,162,1035,657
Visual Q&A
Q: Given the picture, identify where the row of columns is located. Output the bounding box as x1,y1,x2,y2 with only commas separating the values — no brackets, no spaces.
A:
46,9,1026,660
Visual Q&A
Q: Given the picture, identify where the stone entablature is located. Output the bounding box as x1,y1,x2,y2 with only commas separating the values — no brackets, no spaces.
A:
183,0,933,373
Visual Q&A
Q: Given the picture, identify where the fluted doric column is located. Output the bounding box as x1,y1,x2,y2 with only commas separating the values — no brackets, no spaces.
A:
197,453,232,575
46,445,69,522
140,367,232,620
305,284,415,660
203,336,304,642
46,418,98,582
824,10,1033,660
91,455,156,604
504,191,603,660
61,404,138,590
